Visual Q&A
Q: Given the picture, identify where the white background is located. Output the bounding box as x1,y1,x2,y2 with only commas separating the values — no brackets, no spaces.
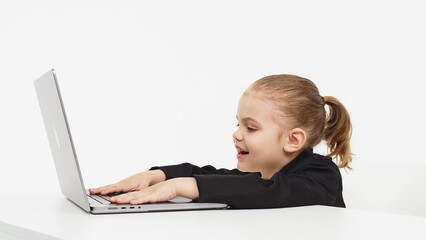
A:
1,0,425,216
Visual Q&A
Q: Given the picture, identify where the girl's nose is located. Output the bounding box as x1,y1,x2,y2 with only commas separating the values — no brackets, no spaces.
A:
233,129,243,143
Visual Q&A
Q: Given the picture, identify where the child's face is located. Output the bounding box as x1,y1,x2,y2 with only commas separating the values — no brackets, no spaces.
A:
233,91,290,178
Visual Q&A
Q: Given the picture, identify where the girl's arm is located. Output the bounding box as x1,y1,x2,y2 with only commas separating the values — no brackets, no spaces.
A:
102,159,343,208
150,162,248,179
174,177,200,199
92,160,343,208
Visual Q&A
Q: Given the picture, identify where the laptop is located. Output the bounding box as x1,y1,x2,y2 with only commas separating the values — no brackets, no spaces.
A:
34,69,228,214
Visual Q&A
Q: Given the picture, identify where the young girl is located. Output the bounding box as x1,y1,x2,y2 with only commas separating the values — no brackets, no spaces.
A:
90,74,353,208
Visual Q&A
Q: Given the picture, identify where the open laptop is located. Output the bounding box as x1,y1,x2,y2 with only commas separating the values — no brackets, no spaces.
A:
34,69,228,214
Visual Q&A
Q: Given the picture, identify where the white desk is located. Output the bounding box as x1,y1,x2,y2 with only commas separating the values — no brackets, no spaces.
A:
1,192,426,240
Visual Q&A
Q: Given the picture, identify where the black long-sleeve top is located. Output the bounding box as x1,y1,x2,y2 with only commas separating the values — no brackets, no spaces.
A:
149,148,345,209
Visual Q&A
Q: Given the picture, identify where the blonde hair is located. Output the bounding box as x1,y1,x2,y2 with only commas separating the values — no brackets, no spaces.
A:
247,74,353,170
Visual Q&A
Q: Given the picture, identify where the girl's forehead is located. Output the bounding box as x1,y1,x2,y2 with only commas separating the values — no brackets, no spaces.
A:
239,91,275,108
237,93,280,122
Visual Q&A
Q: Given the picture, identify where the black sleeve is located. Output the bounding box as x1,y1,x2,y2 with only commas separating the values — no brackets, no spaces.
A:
149,162,249,179
193,162,343,209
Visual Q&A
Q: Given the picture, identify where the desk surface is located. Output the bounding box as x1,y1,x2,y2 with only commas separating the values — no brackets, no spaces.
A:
1,192,426,240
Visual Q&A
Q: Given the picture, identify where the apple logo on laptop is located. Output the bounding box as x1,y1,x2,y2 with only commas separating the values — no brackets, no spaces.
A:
53,126,61,149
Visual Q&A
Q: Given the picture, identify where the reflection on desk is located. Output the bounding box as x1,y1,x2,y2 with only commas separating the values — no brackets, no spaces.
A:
1,192,426,240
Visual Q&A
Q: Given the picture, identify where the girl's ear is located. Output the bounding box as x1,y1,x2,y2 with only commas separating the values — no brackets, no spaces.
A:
283,128,307,153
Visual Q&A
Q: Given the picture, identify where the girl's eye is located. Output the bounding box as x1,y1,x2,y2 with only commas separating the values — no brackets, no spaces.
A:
236,124,256,132
247,127,256,132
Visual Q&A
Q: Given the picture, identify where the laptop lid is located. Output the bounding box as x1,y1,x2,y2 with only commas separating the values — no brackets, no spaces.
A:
34,69,90,212
34,69,228,214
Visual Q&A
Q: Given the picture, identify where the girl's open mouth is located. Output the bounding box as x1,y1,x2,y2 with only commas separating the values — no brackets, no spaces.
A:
237,151,249,160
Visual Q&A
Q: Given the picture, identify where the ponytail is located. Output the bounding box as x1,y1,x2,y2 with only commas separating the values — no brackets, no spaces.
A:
323,96,353,170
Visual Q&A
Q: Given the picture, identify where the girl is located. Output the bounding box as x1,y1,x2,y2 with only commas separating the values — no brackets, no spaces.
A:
90,74,353,208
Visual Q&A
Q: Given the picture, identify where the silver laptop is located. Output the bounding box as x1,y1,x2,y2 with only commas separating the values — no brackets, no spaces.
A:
34,69,228,214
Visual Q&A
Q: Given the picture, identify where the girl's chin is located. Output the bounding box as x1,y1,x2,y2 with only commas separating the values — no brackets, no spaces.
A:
237,162,252,172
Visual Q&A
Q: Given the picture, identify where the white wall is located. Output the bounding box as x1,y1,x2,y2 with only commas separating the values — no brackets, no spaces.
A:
1,0,425,216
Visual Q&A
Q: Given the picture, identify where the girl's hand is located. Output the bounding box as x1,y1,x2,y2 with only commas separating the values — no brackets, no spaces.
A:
109,177,199,205
89,170,166,196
